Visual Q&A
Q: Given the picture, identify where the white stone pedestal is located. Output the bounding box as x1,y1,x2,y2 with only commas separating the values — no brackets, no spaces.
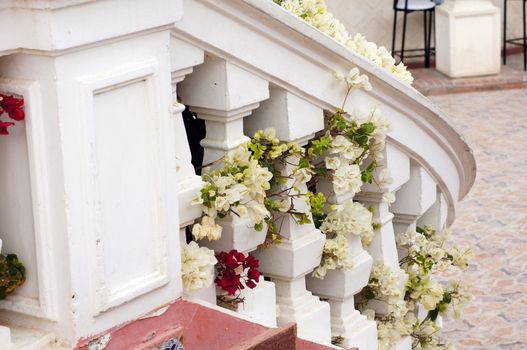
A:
436,0,501,77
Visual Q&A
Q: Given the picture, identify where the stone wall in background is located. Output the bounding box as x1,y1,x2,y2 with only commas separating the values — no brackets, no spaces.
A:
327,0,522,61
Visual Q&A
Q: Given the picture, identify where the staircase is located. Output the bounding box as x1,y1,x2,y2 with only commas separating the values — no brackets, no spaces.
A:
0,0,475,349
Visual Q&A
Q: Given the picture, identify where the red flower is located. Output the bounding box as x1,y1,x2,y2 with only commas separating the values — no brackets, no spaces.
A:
215,250,261,296
0,120,15,135
0,94,25,121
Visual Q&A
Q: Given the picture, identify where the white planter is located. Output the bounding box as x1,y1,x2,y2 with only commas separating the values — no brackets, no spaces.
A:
216,276,277,327
200,215,267,254
306,249,377,350
252,229,325,279
306,249,373,300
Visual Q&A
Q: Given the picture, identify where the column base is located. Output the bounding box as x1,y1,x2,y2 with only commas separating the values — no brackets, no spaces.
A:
184,283,217,305
0,325,10,347
234,279,277,328
277,291,331,345
331,310,377,350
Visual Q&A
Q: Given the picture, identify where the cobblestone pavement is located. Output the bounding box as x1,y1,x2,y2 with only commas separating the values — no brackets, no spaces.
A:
429,88,527,349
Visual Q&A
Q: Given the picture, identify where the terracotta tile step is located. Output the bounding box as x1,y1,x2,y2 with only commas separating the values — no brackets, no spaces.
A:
75,299,359,350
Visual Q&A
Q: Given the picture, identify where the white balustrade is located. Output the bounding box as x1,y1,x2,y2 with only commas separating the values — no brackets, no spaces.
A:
245,86,332,345
0,0,476,347
178,56,276,326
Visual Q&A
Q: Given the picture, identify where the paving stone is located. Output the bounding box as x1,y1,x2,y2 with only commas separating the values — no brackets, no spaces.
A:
428,85,527,349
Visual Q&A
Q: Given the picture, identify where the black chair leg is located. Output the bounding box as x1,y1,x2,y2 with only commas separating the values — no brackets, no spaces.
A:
401,10,408,62
523,0,526,70
392,10,398,54
424,10,429,68
504,0,507,65
429,9,434,63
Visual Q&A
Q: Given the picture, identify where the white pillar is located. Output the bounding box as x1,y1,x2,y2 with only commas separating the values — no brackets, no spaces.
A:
0,0,183,345
436,0,501,77
246,87,332,345
170,36,206,229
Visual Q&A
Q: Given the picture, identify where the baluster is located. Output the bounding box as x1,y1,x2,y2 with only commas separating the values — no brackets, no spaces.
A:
356,144,412,350
178,56,276,327
305,180,377,348
245,86,332,345
391,160,437,257
417,189,448,231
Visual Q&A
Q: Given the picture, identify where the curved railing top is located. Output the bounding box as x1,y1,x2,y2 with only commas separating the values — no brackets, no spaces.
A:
172,0,476,225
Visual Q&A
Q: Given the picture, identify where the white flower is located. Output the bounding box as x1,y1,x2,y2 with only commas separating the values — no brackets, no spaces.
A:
278,0,413,84
382,191,395,204
411,277,444,311
292,166,313,186
321,199,374,246
346,67,372,91
368,262,405,300
231,144,252,168
192,215,222,241
182,241,217,292
243,159,273,202
325,156,341,170
333,71,344,82
377,168,393,189
333,164,362,195
214,196,230,213
247,203,269,225
313,234,353,278
330,135,362,161
451,245,473,270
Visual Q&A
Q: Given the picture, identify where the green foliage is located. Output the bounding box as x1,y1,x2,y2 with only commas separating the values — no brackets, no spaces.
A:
0,254,25,300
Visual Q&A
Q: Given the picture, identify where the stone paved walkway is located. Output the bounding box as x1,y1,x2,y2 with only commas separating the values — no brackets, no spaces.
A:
429,88,527,349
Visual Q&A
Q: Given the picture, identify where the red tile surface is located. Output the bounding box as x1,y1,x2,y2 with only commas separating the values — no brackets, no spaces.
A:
76,299,269,350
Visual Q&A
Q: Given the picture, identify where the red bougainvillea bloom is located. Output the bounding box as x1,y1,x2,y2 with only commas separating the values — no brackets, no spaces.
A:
215,250,261,296
0,95,25,121
0,94,25,136
0,120,15,135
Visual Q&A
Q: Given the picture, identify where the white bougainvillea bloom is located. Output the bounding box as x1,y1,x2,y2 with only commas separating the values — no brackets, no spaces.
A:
378,168,393,190
182,241,217,292
321,199,374,246
313,234,353,278
382,191,395,204
333,163,362,195
192,215,222,241
278,0,414,84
